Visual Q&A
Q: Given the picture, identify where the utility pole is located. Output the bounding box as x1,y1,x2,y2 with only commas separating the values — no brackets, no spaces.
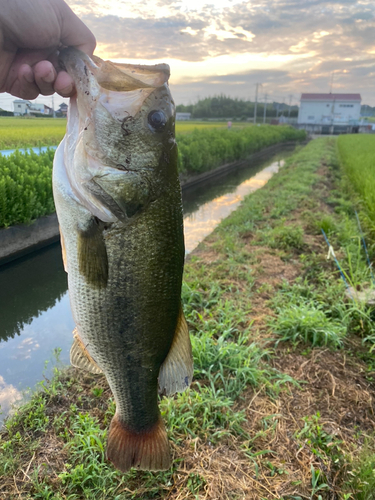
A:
253,83,261,124
51,95,56,118
329,72,334,93
288,94,293,120
263,93,268,124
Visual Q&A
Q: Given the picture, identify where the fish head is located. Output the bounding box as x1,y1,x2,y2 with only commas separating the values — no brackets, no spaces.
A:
58,47,177,222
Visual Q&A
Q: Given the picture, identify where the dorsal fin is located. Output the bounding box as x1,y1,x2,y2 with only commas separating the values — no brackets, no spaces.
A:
70,328,103,375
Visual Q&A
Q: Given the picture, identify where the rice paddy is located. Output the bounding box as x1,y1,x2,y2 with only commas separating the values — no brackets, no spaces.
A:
0,117,252,150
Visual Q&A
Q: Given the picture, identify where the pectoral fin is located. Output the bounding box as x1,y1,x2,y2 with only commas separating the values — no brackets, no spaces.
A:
70,328,103,375
158,307,193,395
77,218,108,289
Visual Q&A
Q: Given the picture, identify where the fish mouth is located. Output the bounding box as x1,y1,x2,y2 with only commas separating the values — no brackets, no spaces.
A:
58,48,172,223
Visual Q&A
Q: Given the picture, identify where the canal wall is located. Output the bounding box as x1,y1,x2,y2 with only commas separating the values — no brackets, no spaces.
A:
0,140,304,265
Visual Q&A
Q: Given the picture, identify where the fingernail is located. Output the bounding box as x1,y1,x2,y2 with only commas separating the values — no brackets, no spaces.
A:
42,69,55,84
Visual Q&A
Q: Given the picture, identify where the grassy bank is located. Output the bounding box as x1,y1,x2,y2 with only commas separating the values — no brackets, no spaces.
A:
0,126,305,228
1,138,375,498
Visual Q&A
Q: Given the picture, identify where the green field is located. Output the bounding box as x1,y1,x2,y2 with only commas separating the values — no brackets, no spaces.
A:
0,125,305,228
0,117,67,149
0,117,251,150
337,134,375,230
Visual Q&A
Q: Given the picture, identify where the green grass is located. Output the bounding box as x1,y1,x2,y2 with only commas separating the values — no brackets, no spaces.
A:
337,135,375,232
0,149,55,227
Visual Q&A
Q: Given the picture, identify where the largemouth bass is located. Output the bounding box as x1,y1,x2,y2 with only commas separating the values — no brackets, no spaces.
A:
52,48,193,472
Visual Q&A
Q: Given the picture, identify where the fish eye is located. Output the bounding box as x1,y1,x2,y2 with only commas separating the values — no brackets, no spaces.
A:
148,110,167,131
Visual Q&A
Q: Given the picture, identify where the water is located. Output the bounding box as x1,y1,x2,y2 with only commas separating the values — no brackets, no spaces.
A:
0,151,288,424
0,145,57,157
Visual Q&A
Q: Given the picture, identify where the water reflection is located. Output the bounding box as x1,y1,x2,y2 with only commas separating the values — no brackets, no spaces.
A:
183,160,283,253
0,244,67,342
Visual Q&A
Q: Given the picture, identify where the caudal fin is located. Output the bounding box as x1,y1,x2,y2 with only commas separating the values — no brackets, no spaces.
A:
106,413,171,472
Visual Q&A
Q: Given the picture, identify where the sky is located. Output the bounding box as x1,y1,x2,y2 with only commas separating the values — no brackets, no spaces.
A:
1,0,374,112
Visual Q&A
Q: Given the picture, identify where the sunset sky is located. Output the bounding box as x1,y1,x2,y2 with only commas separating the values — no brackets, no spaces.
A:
0,0,374,111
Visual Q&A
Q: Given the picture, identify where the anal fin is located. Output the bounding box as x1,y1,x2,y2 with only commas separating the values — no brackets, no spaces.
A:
158,307,193,395
70,328,103,375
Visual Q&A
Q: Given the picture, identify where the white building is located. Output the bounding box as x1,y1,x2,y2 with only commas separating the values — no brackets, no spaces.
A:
13,99,31,116
298,93,361,125
176,112,191,121
13,100,53,116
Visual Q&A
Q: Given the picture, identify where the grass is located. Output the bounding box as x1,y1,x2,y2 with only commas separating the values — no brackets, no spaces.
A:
1,137,375,498
337,135,375,233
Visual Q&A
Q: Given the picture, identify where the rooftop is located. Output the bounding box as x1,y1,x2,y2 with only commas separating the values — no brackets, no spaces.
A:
301,93,361,101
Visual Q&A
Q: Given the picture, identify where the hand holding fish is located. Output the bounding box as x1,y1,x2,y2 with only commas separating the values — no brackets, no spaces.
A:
0,0,95,99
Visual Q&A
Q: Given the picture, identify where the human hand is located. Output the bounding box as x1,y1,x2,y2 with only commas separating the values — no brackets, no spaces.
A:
0,0,96,99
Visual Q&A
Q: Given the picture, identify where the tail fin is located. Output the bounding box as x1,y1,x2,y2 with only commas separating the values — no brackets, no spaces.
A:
106,413,171,472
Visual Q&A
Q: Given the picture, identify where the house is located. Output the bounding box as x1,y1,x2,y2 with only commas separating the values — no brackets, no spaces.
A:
13,100,53,116
13,99,31,116
57,103,68,117
298,93,361,125
28,103,53,116
176,112,191,121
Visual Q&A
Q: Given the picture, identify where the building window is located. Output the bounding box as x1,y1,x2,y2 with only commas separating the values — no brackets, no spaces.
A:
308,116,315,119
327,104,330,107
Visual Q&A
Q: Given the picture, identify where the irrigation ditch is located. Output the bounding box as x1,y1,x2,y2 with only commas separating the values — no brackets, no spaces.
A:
0,140,302,265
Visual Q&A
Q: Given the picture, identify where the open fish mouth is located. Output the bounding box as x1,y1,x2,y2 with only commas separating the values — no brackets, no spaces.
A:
57,48,175,223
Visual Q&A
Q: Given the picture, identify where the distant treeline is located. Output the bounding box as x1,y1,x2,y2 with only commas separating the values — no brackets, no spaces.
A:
176,95,299,120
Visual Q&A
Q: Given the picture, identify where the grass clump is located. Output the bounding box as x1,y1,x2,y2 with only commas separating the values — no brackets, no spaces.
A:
270,302,346,348
267,224,305,251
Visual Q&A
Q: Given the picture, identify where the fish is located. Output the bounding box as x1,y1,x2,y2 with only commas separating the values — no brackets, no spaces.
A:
52,47,193,472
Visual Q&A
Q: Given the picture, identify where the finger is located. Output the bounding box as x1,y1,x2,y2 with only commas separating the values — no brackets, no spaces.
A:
10,64,39,99
54,70,75,97
34,60,57,96
59,2,96,55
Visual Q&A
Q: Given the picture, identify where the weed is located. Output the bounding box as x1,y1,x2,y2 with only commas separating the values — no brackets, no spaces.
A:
270,302,346,348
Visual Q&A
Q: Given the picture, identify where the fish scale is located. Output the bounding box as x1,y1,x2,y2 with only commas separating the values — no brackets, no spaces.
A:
53,48,192,472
